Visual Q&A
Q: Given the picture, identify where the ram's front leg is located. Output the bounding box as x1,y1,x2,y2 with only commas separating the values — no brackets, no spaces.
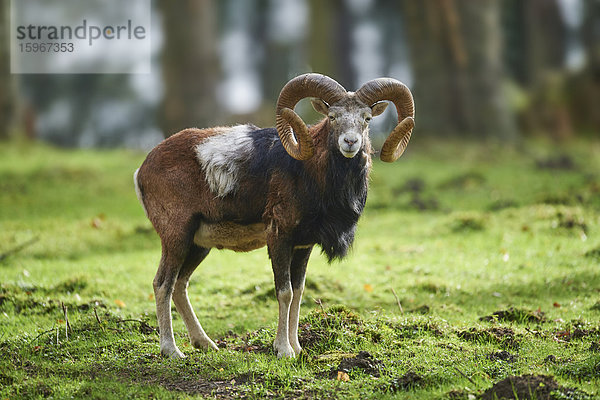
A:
289,246,312,355
268,239,295,358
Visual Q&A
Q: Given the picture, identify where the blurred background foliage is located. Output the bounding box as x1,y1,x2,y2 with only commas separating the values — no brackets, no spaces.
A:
0,0,599,148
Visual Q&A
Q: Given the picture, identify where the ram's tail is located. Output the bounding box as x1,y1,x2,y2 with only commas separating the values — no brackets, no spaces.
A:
133,168,149,218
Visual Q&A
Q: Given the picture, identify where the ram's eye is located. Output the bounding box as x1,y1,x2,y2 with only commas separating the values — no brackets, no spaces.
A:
365,116,372,123
328,115,336,122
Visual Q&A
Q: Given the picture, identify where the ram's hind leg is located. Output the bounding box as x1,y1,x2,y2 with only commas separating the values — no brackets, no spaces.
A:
172,245,218,351
289,247,312,355
154,241,189,359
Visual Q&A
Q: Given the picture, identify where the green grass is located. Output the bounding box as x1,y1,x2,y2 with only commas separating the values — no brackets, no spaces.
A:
1,138,599,399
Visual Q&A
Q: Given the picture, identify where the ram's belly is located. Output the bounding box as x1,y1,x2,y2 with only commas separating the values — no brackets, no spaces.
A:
194,222,266,252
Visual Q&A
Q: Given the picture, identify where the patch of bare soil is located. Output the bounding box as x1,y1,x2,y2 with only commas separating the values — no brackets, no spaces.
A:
554,327,592,342
480,374,590,400
155,376,242,399
438,172,486,189
480,375,557,400
457,327,520,349
392,321,444,338
388,371,424,391
585,246,600,260
329,351,383,378
486,350,517,363
535,154,577,170
554,322,600,351
216,330,271,354
116,365,265,399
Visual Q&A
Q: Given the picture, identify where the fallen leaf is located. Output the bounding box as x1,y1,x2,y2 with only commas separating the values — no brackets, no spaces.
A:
114,299,126,308
553,302,561,308
363,284,373,293
337,371,350,382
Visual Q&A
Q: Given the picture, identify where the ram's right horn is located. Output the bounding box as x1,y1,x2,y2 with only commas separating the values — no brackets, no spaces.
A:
356,78,415,162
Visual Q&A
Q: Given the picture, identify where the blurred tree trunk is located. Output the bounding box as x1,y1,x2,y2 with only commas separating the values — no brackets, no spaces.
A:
567,0,600,135
502,0,565,88
308,0,354,88
308,0,335,78
158,0,219,136
402,0,515,139
0,0,16,139
259,0,295,106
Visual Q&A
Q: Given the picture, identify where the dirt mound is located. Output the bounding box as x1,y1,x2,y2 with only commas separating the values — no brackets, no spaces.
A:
388,371,424,391
329,351,383,378
487,350,517,363
216,330,271,354
481,375,557,400
480,374,591,400
480,307,546,324
585,246,600,260
535,154,576,170
457,326,520,349
156,377,240,399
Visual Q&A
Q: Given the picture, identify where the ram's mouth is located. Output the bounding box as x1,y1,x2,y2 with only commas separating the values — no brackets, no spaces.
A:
340,148,359,158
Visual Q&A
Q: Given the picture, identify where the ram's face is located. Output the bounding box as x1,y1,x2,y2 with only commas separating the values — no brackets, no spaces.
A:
312,96,388,159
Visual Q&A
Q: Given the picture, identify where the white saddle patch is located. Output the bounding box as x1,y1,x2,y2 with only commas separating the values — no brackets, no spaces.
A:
195,125,255,197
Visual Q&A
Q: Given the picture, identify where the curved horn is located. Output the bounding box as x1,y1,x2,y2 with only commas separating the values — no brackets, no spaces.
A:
276,73,347,160
356,78,415,162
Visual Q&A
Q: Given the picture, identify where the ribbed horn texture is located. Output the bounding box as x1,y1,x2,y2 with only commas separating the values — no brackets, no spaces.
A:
276,73,347,160
356,78,415,162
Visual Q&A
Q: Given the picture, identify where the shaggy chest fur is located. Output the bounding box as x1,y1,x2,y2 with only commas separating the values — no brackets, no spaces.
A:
295,152,369,261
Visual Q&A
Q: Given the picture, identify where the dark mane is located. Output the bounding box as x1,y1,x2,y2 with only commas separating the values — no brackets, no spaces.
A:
302,150,368,262
247,126,369,262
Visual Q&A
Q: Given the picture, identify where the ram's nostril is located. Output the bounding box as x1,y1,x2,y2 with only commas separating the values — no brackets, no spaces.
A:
344,138,357,146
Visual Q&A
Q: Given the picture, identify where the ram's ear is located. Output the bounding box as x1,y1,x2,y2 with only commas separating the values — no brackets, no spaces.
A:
371,102,388,117
311,98,330,116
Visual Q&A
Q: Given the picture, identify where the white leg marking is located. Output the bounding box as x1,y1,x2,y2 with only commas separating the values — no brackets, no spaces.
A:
173,280,218,351
155,284,185,358
273,287,295,358
288,287,304,355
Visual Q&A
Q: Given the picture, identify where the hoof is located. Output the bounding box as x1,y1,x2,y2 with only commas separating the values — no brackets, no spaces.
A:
191,337,219,351
274,343,296,358
161,345,185,359
291,344,302,356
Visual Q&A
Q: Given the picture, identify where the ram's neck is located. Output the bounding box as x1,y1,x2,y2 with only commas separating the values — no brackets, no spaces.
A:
301,118,331,190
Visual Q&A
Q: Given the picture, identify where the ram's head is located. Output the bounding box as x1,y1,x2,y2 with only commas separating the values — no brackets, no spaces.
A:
275,73,415,162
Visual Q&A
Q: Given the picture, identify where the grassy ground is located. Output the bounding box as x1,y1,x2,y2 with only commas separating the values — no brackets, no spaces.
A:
1,137,599,399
